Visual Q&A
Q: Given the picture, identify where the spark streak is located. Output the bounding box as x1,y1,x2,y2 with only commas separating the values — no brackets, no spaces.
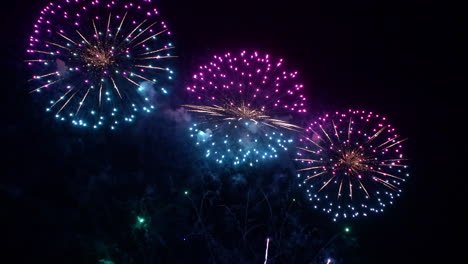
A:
133,29,168,47
183,104,302,132
123,76,140,87
134,65,167,70
296,109,409,221
49,87,75,109
110,76,122,99
75,87,91,115
29,79,63,93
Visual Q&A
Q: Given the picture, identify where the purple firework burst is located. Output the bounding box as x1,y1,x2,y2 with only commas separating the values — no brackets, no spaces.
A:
184,50,307,166
296,109,409,221
26,0,175,129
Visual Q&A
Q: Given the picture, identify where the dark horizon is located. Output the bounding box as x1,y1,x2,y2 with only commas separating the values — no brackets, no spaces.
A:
2,0,460,263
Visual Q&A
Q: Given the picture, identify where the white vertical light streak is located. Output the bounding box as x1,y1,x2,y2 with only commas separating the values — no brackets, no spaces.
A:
264,237,270,264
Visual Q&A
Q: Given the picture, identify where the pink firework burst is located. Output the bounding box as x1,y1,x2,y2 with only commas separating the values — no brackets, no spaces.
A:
296,109,409,221
26,0,175,129
184,50,307,166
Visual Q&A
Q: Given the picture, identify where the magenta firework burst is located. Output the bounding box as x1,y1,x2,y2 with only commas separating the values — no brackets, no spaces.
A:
26,0,175,129
184,51,307,166
296,110,409,221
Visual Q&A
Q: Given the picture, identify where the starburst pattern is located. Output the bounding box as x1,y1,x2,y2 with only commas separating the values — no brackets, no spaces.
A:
26,0,175,129
296,109,409,221
185,51,307,166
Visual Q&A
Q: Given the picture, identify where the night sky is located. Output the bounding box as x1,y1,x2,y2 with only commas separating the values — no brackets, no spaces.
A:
2,0,461,263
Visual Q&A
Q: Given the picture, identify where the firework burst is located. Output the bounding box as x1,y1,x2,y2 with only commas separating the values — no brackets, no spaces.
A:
184,50,307,166
26,0,175,129
296,109,409,221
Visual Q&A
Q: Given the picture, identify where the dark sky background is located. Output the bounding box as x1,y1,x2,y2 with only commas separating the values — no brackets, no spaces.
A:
2,0,462,263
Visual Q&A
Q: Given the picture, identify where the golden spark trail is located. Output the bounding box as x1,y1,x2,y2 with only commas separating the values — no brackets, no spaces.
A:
25,60,53,62
358,179,370,197
318,175,336,192
296,147,319,154
56,31,78,45
294,158,322,162
348,117,352,141
319,124,333,144
107,12,111,33
125,19,148,41
45,41,70,51
183,104,302,131
139,46,175,56
133,29,168,47
137,55,178,60
92,20,99,41
379,158,408,162
135,65,167,70
376,136,400,148
338,179,343,199
99,83,103,107
49,88,75,109
123,76,140,87
129,72,154,83
305,137,325,150
110,76,122,98
76,30,91,45
30,78,64,93
374,177,398,191
57,90,78,115
370,170,404,180
379,163,407,167
75,86,91,115
297,166,324,172
28,72,58,81
368,126,386,142
333,120,340,142
305,171,326,181
125,21,158,46
383,138,408,150
115,12,128,38
29,50,54,55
